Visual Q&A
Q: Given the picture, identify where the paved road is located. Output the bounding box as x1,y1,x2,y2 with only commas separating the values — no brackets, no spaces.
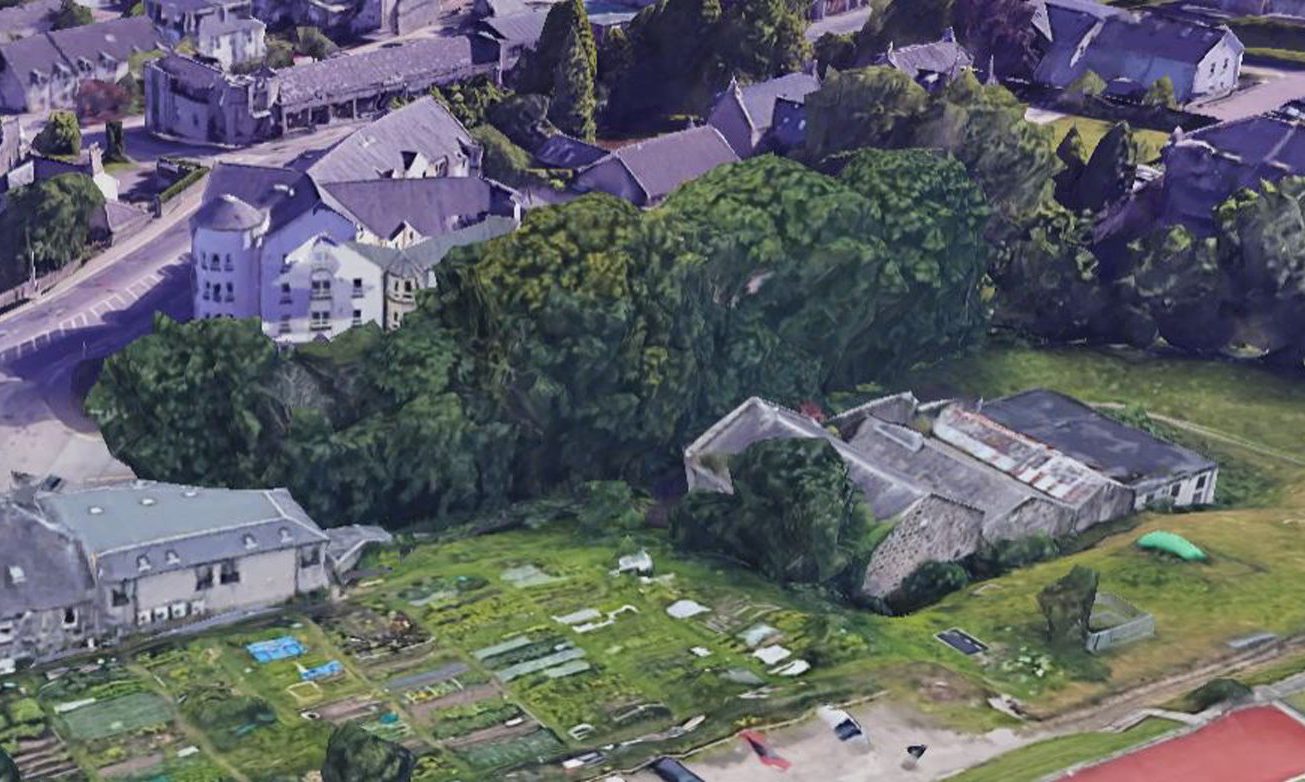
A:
1189,65,1305,122
806,6,872,41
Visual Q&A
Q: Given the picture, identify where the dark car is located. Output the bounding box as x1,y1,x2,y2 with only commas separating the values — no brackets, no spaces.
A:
649,756,706,782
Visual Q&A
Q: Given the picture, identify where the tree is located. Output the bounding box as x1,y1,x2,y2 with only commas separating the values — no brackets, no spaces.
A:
0,747,17,782
671,438,870,585
548,25,598,140
574,481,644,537
295,26,338,60
1037,565,1099,648
470,124,547,189
856,0,952,55
713,0,811,84
813,32,856,76
515,0,596,96
431,76,509,128
32,111,81,157
804,67,930,163
1069,122,1136,213
603,0,723,127
953,0,1041,79
1063,70,1106,107
487,93,557,150
1052,126,1088,208
1142,76,1177,109
0,173,104,289
105,119,127,163
49,0,91,29
87,316,284,488
322,723,413,782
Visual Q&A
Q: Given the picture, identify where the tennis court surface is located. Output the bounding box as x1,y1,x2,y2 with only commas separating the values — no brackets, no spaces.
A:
1065,705,1305,782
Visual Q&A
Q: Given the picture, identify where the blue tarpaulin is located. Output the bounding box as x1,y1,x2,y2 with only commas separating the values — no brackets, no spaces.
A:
247,636,305,663
300,660,344,681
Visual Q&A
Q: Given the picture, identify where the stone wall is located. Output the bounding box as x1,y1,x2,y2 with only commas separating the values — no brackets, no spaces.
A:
859,496,984,599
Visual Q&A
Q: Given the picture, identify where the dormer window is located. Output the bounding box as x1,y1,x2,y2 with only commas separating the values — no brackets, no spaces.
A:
137,555,151,572
279,527,292,544
7,566,25,586
166,550,181,565
243,534,257,550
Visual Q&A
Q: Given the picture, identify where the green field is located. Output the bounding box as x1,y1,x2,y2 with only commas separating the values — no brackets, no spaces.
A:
949,717,1180,782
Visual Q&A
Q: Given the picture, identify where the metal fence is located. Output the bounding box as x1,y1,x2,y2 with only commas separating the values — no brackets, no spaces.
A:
1086,593,1155,654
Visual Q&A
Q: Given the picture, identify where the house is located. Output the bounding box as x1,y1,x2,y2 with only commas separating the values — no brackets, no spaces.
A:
684,389,1211,600
0,0,61,44
976,389,1218,507
863,29,975,91
1158,115,1305,235
0,480,348,671
146,0,252,43
0,499,97,673
0,17,163,113
146,37,497,144
572,126,739,207
706,72,820,158
476,10,549,70
303,97,481,184
1033,0,1243,104
195,14,267,70
532,133,607,170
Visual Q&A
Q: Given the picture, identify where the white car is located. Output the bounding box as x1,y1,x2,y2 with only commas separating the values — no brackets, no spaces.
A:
817,705,869,746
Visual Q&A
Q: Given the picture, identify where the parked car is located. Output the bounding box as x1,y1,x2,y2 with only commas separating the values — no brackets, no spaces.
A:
649,756,706,782
817,704,868,745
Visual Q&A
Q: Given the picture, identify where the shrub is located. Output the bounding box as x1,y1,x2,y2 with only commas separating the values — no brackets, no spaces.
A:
1038,565,1099,648
888,561,970,614
1187,678,1252,712
32,111,81,157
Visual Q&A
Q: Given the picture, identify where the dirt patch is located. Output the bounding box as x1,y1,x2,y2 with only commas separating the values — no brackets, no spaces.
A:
98,752,164,778
409,684,499,720
441,718,538,749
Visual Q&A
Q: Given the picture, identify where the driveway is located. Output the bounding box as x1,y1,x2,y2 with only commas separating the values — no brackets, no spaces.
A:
1189,66,1305,122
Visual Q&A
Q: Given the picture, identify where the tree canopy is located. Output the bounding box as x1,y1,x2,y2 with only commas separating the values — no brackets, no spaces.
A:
322,723,413,782
0,173,104,289
33,111,81,157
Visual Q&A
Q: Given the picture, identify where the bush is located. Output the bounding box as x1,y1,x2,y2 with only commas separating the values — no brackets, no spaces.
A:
49,0,91,29
32,111,81,157
887,561,970,614
470,125,558,190
968,535,1060,579
1186,678,1252,712
1038,565,1099,648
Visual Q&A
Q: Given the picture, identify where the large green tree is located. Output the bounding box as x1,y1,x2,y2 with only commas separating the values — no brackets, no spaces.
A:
32,111,81,157
672,438,870,585
0,173,105,289
549,25,598,140
713,0,810,84
322,723,413,782
804,67,930,163
603,0,723,127
952,0,1042,78
515,0,596,96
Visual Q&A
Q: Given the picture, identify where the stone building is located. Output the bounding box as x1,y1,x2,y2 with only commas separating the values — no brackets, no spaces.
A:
0,480,341,671
684,390,1213,600
573,126,739,207
0,17,162,113
706,72,820,158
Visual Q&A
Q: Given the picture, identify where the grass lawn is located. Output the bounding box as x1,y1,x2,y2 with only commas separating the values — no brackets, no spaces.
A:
948,717,1180,782
1046,116,1171,163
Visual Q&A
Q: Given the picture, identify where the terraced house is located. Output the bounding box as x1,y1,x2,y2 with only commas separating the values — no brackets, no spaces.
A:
0,481,338,672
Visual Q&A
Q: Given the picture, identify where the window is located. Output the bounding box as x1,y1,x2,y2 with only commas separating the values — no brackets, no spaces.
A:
352,278,364,298
219,560,240,585
111,586,130,607
280,282,291,303
352,309,362,326
189,599,205,615
1196,474,1208,490
300,546,321,567
278,315,291,335
310,273,332,300
310,311,331,331
224,282,234,303
202,282,211,301
403,280,414,293
1170,484,1181,498
170,602,187,619
224,253,233,271
153,606,169,623
165,550,181,565
242,533,257,550
0,622,13,644
137,555,151,572
279,527,293,544
7,566,24,586
137,610,151,625
62,608,77,628
195,564,214,590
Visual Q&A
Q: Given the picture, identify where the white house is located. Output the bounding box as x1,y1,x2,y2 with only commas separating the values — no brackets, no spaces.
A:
196,14,266,70
264,234,384,343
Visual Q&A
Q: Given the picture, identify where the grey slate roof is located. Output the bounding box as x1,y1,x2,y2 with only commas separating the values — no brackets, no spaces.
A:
348,214,517,278
980,389,1216,484
202,163,320,232
273,37,480,112
0,501,94,618
193,194,267,231
875,37,974,81
0,0,59,42
2,16,161,86
479,10,548,46
533,133,607,169
38,482,328,583
736,72,820,135
306,97,476,185
581,126,739,203
320,177,516,240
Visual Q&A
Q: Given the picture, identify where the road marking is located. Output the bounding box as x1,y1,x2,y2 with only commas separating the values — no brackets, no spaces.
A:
59,318,76,330
75,314,87,328
92,302,110,316
110,294,129,308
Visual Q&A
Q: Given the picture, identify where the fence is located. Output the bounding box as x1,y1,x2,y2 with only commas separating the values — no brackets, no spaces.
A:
0,261,83,313
1086,592,1155,654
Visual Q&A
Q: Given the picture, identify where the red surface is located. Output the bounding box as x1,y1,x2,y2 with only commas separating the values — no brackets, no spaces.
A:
1066,706,1305,782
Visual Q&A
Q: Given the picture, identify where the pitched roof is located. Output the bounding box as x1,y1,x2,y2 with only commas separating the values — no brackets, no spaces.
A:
0,16,164,88
273,37,481,112
0,500,95,617
347,214,517,278
320,177,516,240
980,389,1216,484
478,9,548,46
202,163,319,232
533,133,608,169
37,482,328,583
878,37,974,81
305,97,476,185
584,126,740,203
0,0,59,42
734,72,820,135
